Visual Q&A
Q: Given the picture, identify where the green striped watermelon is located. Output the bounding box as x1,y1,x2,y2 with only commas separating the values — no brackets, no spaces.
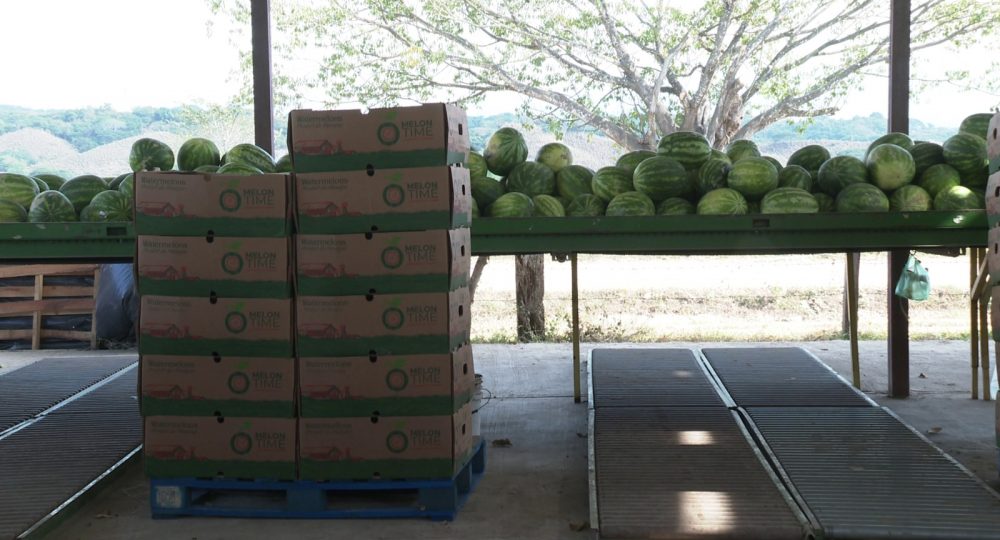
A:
487,192,533,217
917,164,961,198
710,149,731,163
28,191,77,222
177,138,221,171
942,132,988,177
532,194,565,217
813,192,835,212
726,157,778,200
536,143,572,173
656,197,695,215
615,151,656,176
217,162,264,175
761,187,819,214
556,165,594,200
778,165,813,191
471,201,480,219
787,145,830,171
817,156,867,195
959,113,993,139
566,194,607,216
657,131,711,170
108,173,129,190
934,185,983,210
605,191,655,217
697,158,731,194
506,161,555,196
468,152,488,182
275,154,293,173
592,166,634,202
119,174,134,201
762,156,783,172
472,177,506,209
866,132,913,159
908,142,944,178
0,200,27,222
0,173,40,208
633,156,691,201
129,138,175,172
835,183,889,213
725,139,760,162
225,143,276,173
32,173,66,190
87,190,132,221
866,144,915,191
59,175,108,213
32,177,49,192
484,128,528,176
697,188,748,215
194,165,220,173
889,185,932,212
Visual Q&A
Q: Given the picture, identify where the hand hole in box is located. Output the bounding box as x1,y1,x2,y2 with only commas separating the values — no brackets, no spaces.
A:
366,165,375,177
370,414,380,424
463,363,468,374
369,352,378,363
213,353,222,363
458,123,464,135
365,293,374,301
462,424,466,435
365,232,373,240
459,305,464,316
209,293,218,304
461,245,466,257
216,417,225,424
206,231,215,243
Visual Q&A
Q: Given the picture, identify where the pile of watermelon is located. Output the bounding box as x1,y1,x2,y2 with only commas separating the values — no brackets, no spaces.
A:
472,113,992,219
0,137,291,223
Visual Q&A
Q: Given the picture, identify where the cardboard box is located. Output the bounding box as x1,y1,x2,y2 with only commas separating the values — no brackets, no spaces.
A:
986,172,1000,218
299,344,474,417
139,296,293,357
140,355,296,417
296,289,470,357
134,172,291,237
298,403,474,480
288,104,469,173
144,416,296,479
137,236,291,298
295,166,471,233
295,228,470,295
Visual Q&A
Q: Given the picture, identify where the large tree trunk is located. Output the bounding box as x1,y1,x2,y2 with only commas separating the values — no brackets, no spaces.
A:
468,256,490,303
515,255,545,342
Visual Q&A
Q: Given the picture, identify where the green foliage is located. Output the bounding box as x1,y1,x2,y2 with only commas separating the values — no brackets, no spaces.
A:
0,105,183,151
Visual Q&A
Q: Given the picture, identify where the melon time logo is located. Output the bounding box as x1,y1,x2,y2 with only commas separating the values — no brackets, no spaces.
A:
377,110,400,145
386,420,409,453
382,298,405,330
381,237,404,269
230,421,253,455
228,360,251,395
225,302,248,334
219,179,242,212
382,173,406,207
386,358,409,391
221,241,244,275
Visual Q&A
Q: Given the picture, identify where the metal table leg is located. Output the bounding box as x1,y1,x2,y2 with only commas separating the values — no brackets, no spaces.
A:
572,253,581,403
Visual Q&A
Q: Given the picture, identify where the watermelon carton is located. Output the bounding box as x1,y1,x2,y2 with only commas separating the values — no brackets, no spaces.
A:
134,172,291,237
298,344,475,417
144,416,296,479
139,296,293,357
295,166,470,234
136,236,291,298
295,289,470,357
288,104,469,173
139,355,295,417
295,228,470,295
298,402,474,480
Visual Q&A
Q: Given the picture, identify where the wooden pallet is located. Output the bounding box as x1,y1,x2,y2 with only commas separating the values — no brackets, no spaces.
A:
0,264,100,349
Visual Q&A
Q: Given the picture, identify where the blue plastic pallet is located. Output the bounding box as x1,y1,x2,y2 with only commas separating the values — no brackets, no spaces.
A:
150,440,485,521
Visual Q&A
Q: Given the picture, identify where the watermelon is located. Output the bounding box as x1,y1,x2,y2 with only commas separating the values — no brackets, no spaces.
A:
472,177,506,209
813,192,836,212
917,163,961,198
0,200,27,222
866,144,915,191
934,185,983,210
468,152,488,182
866,132,913,159
28,191,77,222
633,156,691,201
592,166,634,202
835,183,889,213
656,197,695,215
908,142,944,178
710,149,731,163
816,156,867,195
217,162,264,175
177,138,221,171
615,151,657,176
484,128,528,176
889,185,932,212
657,131,711,170
119,174,134,200
225,143,276,173
532,194,565,217
536,142,572,172
605,191,655,217
556,165,594,200
194,165,220,173
726,157,778,200
565,194,607,217
725,139,760,162
697,188,748,215
32,173,66,190
697,158,731,194
778,165,813,191
505,161,556,196
0,173,41,208
470,202,480,219
487,192,534,217
762,156,783,172
108,173,129,190
761,187,819,214
129,138,175,172
32,177,49,192
943,132,988,177
959,113,993,139
787,145,831,171
81,190,132,222
275,154,293,173
59,175,108,214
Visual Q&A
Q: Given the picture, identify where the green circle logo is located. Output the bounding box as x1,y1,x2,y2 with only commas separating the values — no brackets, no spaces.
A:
382,185,405,207
381,247,404,269
386,368,409,391
230,432,253,455
219,189,242,212
386,430,408,453
228,372,250,394
382,307,404,330
221,252,244,275
225,312,248,334
377,122,400,145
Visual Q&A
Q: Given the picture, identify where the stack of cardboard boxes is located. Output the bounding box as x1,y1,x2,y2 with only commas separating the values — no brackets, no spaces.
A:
135,171,298,479
289,104,478,480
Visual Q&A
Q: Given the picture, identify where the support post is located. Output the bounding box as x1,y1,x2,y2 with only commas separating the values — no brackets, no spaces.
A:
980,248,991,400
846,253,861,388
887,0,910,398
571,254,581,403
250,0,274,154
971,248,981,399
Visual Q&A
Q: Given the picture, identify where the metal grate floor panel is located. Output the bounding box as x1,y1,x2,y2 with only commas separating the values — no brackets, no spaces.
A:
591,348,725,408
748,407,1000,540
702,347,871,407
594,406,809,539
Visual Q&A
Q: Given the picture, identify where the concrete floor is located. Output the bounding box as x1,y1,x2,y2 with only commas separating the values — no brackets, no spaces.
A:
19,340,1000,539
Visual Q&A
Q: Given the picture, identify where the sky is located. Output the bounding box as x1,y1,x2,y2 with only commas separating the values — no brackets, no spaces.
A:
0,0,996,128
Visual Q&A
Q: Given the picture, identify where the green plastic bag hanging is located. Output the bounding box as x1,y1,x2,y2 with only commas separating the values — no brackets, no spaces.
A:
894,254,930,301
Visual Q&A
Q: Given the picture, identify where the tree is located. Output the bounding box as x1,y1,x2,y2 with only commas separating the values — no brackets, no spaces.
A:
211,0,999,150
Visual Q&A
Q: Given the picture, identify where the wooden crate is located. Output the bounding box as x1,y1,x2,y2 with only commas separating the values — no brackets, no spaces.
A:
0,264,100,349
